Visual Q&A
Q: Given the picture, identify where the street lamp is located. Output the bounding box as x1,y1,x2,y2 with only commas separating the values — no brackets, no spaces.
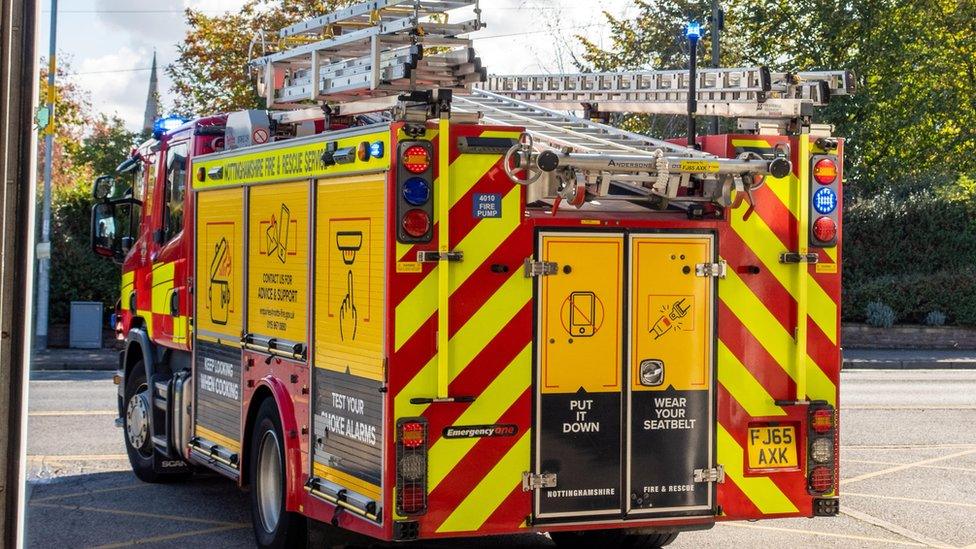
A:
686,20,701,148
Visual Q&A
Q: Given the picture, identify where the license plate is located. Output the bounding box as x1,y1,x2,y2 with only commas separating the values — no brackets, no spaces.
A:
747,426,798,469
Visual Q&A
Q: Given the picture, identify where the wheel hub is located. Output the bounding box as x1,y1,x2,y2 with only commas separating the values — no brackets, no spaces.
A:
126,389,150,450
257,430,283,533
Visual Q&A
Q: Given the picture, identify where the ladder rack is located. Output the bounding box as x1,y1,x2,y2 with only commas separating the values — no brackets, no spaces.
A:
455,89,708,159
250,0,485,108
479,68,855,119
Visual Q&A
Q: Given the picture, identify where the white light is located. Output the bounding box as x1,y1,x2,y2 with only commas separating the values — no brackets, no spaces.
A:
811,437,833,464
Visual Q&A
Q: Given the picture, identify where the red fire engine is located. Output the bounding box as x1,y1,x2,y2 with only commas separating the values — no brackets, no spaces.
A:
90,2,851,547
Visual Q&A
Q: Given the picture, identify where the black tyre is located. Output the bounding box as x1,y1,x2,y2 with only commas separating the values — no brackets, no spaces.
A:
551,530,678,549
122,360,164,483
249,398,307,548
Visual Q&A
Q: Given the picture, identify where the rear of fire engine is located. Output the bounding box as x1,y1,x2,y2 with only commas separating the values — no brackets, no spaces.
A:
89,2,849,547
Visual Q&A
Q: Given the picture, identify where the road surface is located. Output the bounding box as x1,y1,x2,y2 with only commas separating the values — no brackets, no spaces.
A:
24,369,976,548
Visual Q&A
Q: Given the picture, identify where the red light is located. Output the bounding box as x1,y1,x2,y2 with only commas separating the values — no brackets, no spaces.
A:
814,159,838,185
401,421,425,448
402,209,431,239
398,485,426,513
403,146,430,174
813,216,837,242
812,409,834,434
809,466,834,493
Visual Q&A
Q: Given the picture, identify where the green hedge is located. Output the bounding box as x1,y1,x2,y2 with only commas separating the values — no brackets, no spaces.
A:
843,176,976,325
49,183,120,325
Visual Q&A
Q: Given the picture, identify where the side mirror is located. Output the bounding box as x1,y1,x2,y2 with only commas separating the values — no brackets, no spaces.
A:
91,203,119,259
93,175,115,201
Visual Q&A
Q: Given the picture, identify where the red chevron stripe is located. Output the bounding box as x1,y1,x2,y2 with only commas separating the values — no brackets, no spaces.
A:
388,315,436,391
391,160,510,307
449,227,533,338
423,389,532,534
422,302,533,447
717,384,811,516
716,468,763,520
720,226,795,333
479,484,530,534
806,317,841,386
718,301,796,402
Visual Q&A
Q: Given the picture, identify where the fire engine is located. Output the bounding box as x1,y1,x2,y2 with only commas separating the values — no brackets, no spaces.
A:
89,2,851,547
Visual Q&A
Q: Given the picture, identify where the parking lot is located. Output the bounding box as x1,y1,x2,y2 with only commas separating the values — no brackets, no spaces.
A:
24,369,976,548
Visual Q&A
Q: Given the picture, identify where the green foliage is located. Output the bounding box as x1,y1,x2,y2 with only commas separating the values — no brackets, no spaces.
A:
37,59,131,326
49,183,121,324
168,0,355,115
865,302,896,328
844,176,976,324
925,311,947,327
70,115,139,177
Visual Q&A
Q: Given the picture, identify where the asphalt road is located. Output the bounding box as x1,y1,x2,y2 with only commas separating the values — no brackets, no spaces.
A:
24,369,976,548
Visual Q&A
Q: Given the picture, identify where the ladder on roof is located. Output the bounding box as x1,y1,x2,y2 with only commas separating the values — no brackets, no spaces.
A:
479,68,855,120
454,89,707,158
249,0,486,108
454,89,790,208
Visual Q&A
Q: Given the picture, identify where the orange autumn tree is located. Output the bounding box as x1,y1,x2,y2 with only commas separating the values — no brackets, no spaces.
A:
168,0,355,115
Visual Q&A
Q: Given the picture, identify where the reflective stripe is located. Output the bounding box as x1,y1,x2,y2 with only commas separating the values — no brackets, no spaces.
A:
717,342,787,418
717,426,797,515
436,430,531,533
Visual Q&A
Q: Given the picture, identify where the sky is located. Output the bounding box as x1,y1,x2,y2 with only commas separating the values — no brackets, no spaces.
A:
39,0,637,131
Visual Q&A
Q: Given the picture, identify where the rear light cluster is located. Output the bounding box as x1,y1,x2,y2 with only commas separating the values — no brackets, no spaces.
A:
807,405,837,495
810,155,840,248
396,142,434,243
396,418,429,516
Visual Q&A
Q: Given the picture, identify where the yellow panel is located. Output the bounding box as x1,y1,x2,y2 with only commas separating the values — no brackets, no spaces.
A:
196,188,245,337
247,182,309,343
150,262,175,316
315,175,386,381
630,236,712,392
540,235,623,394
193,130,390,190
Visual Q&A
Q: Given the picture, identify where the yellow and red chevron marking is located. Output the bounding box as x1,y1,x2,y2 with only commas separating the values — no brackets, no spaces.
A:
715,135,841,519
389,124,534,536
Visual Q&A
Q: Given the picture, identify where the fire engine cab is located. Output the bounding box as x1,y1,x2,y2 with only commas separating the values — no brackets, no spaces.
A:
90,2,850,547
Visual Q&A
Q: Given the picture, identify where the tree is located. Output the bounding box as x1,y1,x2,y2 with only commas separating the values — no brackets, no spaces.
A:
577,0,747,138
580,0,976,192
168,0,355,115
71,115,139,177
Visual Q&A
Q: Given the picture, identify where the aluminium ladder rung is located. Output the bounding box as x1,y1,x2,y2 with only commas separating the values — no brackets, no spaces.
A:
480,68,855,119
279,0,479,39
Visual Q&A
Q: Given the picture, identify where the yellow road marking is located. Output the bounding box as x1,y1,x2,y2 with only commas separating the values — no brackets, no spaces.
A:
843,491,976,509
28,410,116,417
29,454,128,461
717,341,786,417
437,430,531,533
843,458,976,474
717,521,925,547
93,524,250,549
841,448,976,485
29,502,242,526
841,507,955,549
30,483,149,503
717,425,797,515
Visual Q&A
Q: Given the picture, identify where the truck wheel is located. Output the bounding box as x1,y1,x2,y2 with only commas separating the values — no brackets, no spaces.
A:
551,530,678,548
122,360,163,483
249,398,306,548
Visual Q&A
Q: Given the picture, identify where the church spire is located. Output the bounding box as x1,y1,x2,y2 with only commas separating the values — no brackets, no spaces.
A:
142,51,160,133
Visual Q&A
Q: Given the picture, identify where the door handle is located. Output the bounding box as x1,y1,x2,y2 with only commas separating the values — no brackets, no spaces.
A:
170,289,180,317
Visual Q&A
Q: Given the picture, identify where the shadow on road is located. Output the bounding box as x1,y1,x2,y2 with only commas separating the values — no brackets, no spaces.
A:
25,470,550,548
